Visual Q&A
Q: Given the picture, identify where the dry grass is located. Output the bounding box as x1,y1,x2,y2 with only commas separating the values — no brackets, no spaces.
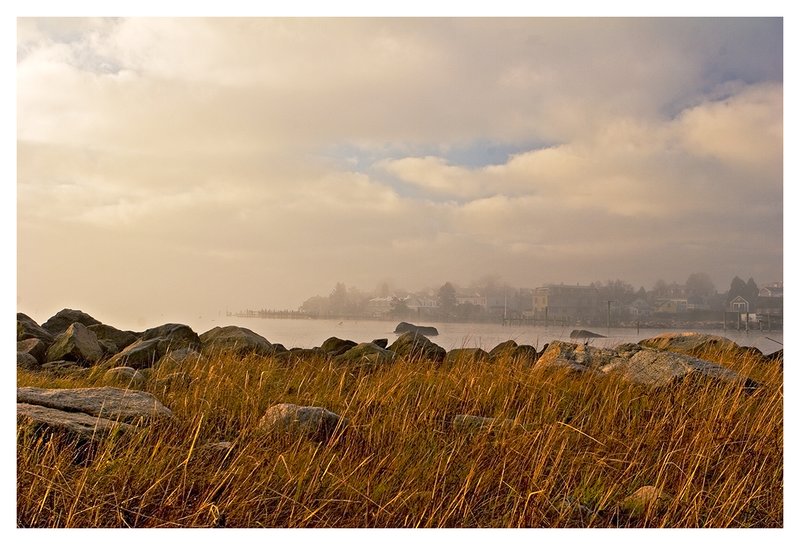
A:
16,344,783,528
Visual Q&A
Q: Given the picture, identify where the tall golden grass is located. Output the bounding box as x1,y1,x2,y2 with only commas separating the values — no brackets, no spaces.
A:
17,343,782,528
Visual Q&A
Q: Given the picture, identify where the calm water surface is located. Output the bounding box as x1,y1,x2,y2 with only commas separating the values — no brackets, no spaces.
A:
185,316,783,355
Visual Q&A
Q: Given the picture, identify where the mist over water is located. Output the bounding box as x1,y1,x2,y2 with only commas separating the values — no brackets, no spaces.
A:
180,315,783,356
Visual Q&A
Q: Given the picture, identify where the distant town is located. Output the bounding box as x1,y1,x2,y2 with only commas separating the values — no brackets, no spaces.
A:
231,275,783,331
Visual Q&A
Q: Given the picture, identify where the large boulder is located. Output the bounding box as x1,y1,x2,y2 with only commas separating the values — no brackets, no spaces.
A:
41,308,101,336
87,324,138,354
140,323,201,353
444,348,491,365
17,386,173,423
103,366,146,387
258,403,345,442
199,326,274,357
320,337,358,357
333,342,396,366
17,313,54,344
488,340,538,364
18,338,48,364
18,403,134,440
394,322,439,336
107,338,164,369
638,332,743,358
388,331,446,363
17,352,40,370
537,340,757,389
570,329,606,339
45,323,104,366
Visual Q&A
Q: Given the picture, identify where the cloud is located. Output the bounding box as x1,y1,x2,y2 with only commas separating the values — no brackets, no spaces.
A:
15,18,783,323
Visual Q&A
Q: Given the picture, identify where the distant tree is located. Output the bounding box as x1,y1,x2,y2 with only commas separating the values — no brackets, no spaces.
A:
652,279,669,298
329,282,348,315
377,281,391,298
685,272,716,298
593,279,635,304
726,276,748,304
745,277,759,304
635,286,647,300
437,282,457,316
300,295,329,316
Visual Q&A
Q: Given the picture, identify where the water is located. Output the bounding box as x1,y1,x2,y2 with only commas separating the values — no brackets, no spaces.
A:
184,316,783,356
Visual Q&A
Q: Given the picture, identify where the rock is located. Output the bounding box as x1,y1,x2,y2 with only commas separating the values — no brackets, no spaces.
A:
18,402,134,440
88,324,138,353
487,341,539,364
140,323,201,353
18,338,47,364
199,325,274,357
154,347,204,371
17,313,54,344
764,349,783,363
17,386,173,423
451,414,521,432
620,485,670,516
45,323,104,366
638,332,743,358
394,322,439,336
283,348,327,362
489,340,518,359
17,351,40,370
40,361,86,374
272,343,288,354
601,349,758,389
258,403,345,441
444,348,491,365
388,331,446,363
97,339,119,357
107,338,163,369
320,337,357,356
41,308,101,335
570,329,606,339
103,366,146,386
371,338,388,349
538,340,757,389
333,342,396,366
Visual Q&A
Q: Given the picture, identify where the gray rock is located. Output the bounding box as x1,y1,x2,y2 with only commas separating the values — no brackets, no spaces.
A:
17,351,40,370
569,329,606,339
394,322,439,336
333,342,396,366
18,338,47,364
107,338,164,369
488,340,518,359
371,338,388,349
320,337,357,356
639,332,752,360
259,403,345,441
18,402,134,439
88,324,138,353
45,323,103,366
140,323,201,353
17,386,173,423
388,331,446,363
41,308,101,335
103,366,146,386
537,340,757,389
444,348,491,365
154,347,203,371
17,313,54,344
199,325,274,357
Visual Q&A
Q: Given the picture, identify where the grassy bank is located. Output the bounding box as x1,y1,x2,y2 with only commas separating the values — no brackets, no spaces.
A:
17,345,783,528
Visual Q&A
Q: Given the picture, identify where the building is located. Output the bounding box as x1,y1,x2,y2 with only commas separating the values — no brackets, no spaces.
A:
366,297,394,317
456,293,487,309
653,299,689,314
728,295,750,313
532,284,599,322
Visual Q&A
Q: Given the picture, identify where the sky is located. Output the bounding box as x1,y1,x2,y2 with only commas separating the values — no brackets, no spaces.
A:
14,15,784,329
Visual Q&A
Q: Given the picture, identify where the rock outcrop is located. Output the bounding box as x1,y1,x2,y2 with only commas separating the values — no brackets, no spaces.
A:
444,348,491,365
199,325,274,357
388,331,446,363
333,342,396,366
537,340,757,389
18,403,135,439
45,323,104,366
41,308,101,336
569,329,606,339
320,337,358,357
17,352,40,370
394,322,439,336
140,323,201,353
107,338,164,369
17,386,173,423
18,338,48,364
258,403,345,441
17,313,55,345
87,324,138,354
